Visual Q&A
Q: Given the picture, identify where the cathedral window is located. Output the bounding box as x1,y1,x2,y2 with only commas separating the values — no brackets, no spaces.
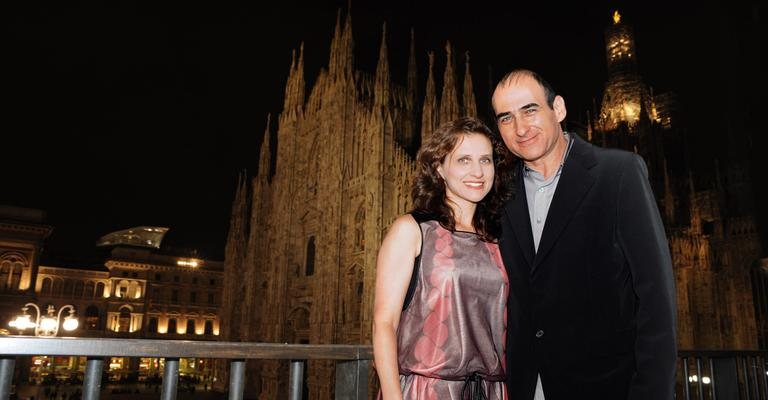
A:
305,236,316,276
147,317,158,333
204,320,214,335
186,319,196,334
354,205,365,251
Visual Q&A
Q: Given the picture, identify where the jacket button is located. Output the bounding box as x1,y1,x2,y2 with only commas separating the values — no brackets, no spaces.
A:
535,330,544,338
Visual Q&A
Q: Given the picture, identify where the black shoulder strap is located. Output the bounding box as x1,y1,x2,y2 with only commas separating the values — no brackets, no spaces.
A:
402,212,428,311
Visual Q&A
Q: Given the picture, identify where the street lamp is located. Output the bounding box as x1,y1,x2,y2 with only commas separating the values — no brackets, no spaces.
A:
8,303,79,337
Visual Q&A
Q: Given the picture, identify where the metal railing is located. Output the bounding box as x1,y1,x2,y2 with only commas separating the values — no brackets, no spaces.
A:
0,336,372,400
678,350,768,400
2,337,766,400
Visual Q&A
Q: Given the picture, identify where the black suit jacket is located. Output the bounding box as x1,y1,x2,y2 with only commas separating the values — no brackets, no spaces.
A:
500,135,677,400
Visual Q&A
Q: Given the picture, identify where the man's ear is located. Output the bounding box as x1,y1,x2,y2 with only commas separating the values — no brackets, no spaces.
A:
553,95,567,123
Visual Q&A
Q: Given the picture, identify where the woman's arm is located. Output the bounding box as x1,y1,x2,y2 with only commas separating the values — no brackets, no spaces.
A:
372,214,421,400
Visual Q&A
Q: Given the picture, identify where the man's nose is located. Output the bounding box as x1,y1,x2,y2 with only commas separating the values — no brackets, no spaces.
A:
514,118,529,136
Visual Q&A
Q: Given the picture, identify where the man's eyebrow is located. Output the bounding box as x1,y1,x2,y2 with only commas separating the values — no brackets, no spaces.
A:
495,111,511,120
520,102,539,111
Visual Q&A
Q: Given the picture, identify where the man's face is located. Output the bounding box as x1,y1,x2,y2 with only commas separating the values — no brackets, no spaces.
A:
491,75,566,167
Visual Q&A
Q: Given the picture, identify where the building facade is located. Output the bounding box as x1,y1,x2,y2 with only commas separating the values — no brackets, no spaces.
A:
1,206,224,384
219,10,479,399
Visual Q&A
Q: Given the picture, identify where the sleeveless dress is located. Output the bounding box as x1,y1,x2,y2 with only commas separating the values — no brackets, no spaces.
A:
395,219,509,399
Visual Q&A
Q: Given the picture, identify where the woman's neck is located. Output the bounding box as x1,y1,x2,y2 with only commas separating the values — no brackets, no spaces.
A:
450,201,477,232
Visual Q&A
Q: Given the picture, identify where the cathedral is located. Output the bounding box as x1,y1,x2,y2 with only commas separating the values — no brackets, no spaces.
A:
220,9,764,399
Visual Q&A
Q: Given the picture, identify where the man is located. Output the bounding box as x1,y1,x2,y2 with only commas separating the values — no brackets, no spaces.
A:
492,69,677,399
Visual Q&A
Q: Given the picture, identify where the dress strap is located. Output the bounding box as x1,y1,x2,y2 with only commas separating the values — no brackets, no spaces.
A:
402,213,426,311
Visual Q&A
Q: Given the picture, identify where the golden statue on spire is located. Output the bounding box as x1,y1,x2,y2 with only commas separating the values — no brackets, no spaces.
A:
613,10,621,25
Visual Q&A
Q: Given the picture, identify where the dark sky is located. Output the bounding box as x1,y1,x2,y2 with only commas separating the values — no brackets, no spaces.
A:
3,1,766,264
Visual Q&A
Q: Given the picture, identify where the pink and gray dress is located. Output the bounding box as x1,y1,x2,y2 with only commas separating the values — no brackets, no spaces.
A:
395,218,509,399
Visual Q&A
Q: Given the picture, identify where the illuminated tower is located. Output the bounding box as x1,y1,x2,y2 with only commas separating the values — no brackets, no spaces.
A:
597,10,654,133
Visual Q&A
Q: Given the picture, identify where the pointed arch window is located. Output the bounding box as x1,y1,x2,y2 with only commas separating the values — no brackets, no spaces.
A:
305,236,316,276
354,205,365,251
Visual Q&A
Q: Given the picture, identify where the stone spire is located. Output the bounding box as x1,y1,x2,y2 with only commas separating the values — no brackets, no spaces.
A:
328,11,342,77
329,9,353,79
282,44,305,114
462,51,477,117
221,171,249,340
295,43,305,107
340,8,353,77
438,41,459,125
407,29,418,111
374,23,390,108
420,52,437,144
282,49,297,112
258,114,272,180
405,28,418,152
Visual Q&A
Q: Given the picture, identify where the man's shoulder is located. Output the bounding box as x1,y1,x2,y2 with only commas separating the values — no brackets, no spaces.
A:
581,139,637,166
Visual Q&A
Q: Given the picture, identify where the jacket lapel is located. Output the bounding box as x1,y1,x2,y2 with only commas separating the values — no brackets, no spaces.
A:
504,165,535,268
532,135,597,274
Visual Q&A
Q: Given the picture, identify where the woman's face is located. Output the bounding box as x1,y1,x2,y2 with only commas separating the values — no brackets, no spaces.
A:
437,133,495,209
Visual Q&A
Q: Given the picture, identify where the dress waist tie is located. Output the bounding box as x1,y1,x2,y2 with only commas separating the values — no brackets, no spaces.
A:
461,373,488,400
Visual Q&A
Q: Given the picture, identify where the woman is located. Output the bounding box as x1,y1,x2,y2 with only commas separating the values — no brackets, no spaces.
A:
373,117,515,399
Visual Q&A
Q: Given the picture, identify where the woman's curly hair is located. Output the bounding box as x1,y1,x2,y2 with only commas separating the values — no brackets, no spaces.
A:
412,117,516,242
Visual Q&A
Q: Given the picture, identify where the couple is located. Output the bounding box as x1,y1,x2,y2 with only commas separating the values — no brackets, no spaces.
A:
372,69,677,400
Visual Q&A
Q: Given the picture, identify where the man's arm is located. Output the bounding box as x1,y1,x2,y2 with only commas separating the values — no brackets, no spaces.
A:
616,154,677,400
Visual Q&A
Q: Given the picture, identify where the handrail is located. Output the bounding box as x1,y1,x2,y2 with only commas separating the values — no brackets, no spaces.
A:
0,335,373,360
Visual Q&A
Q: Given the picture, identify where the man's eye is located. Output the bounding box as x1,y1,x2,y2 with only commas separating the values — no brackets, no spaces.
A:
498,115,511,124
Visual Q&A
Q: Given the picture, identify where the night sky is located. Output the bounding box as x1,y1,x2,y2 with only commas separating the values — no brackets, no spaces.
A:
3,1,765,265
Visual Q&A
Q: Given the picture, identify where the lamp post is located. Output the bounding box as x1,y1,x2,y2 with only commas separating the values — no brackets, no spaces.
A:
8,303,79,337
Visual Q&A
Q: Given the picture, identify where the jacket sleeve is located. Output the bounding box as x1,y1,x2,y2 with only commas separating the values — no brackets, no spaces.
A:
616,154,677,400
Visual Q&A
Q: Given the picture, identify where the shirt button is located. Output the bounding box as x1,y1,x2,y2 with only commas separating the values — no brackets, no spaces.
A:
535,330,544,338
538,188,545,193
536,217,542,224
